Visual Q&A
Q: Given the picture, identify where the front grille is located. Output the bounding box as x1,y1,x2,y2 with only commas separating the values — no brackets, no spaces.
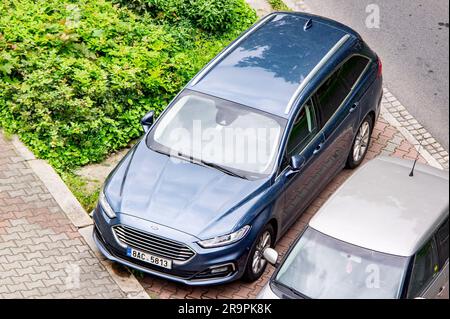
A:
113,225,195,262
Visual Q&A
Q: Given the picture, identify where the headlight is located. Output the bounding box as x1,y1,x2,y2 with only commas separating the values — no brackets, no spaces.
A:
99,188,116,219
198,225,251,248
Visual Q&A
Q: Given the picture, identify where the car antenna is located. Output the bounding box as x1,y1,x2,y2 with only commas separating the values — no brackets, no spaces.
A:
304,19,313,31
409,139,423,177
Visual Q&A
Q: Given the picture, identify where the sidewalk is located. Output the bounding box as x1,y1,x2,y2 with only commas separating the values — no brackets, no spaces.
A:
0,133,133,299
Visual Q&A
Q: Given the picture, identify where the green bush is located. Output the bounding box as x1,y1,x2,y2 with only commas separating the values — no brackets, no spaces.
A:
116,0,257,33
0,0,257,170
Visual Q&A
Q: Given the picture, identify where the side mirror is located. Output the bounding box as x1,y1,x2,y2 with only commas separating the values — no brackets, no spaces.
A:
141,110,155,133
291,154,306,171
286,155,306,177
263,248,279,266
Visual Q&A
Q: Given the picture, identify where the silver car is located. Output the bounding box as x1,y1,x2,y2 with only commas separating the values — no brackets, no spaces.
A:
257,156,449,299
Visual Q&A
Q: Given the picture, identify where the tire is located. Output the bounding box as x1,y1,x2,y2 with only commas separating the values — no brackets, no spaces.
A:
243,224,275,282
346,114,374,169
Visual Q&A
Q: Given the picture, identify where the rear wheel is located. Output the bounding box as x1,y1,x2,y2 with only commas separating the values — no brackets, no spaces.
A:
346,115,373,169
243,224,274,282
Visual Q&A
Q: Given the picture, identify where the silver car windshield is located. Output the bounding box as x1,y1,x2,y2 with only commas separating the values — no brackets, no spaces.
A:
147,90,286,179
274,228,409,299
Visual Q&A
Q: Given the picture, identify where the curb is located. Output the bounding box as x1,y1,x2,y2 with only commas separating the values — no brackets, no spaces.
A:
380,88,449,169
78,225,150,299
10,135,150,299
380,105,443,169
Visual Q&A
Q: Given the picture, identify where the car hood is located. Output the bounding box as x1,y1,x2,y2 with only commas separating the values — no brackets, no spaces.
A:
105,140,269,239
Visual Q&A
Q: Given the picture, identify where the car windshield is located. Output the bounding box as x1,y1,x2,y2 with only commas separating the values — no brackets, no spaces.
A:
274,228,409,299
146,90,286,179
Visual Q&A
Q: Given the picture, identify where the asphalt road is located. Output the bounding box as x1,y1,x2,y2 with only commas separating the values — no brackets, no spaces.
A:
302,0,449,150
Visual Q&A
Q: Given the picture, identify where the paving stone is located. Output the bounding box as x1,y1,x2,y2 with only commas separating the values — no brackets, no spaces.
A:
0,133,126,299
0,285,10,294
0,291,24,299
6,283,28,293
21,289,44,298
384,142,398,152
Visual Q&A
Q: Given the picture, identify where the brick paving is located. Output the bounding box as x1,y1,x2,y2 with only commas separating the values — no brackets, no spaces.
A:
138,115,427,299
0,133,126,299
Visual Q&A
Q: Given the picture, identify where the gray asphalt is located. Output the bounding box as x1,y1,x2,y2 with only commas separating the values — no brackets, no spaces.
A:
303,0,449,150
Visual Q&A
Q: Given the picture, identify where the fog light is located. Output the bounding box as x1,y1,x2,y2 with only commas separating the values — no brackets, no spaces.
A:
209,263,235,275
211,266,230,274
194,263,236,279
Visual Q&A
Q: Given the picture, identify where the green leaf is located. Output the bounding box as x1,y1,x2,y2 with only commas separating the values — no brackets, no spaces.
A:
0,63,13,74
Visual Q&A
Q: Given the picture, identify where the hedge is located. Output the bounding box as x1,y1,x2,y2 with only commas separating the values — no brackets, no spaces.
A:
116,0,257,33
0,0,257,170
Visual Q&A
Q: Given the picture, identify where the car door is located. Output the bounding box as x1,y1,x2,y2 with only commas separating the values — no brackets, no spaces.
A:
423,217,449,298
315,55,371,183
406,238,441,298
276,98,326,232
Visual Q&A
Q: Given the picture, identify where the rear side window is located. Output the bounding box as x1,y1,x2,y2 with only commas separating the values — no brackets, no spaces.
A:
435,217,449,268
315,67,349,125
315,55,370,125
339,56,370,88
407,239,439,298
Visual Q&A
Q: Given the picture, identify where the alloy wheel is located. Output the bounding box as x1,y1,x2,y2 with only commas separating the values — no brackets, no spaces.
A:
252,231,272,275
353,121,370,163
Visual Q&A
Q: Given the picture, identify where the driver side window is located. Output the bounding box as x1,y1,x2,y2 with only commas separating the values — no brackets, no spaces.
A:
286,99,319,157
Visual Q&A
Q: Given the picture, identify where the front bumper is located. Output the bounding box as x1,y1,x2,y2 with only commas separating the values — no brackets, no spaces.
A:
92,207,253,286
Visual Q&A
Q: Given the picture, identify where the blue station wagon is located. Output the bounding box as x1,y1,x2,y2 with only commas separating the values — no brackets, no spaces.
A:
93,12,383,285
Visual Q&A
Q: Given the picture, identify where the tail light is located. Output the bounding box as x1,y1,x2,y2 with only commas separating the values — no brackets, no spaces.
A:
377,57,383,78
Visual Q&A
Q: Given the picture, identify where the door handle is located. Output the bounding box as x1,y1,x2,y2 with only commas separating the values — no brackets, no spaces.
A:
349,102,360,113
437,286,445,296
313,143,323,155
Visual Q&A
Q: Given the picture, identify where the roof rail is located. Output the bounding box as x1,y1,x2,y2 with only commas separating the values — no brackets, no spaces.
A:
284,34,351,115
190,14,278,87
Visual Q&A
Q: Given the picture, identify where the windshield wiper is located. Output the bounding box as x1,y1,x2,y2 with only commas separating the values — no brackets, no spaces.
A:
201,161,247,180
272,280,310,299
173,152,247,179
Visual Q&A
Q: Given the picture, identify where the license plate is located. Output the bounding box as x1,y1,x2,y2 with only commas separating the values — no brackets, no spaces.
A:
126,247,172,269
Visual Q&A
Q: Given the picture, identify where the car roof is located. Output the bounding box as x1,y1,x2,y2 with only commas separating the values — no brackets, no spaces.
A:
309,156,449,257
189,12,358,118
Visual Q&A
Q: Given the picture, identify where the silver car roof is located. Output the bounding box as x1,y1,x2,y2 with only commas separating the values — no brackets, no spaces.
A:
309,156,449,257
